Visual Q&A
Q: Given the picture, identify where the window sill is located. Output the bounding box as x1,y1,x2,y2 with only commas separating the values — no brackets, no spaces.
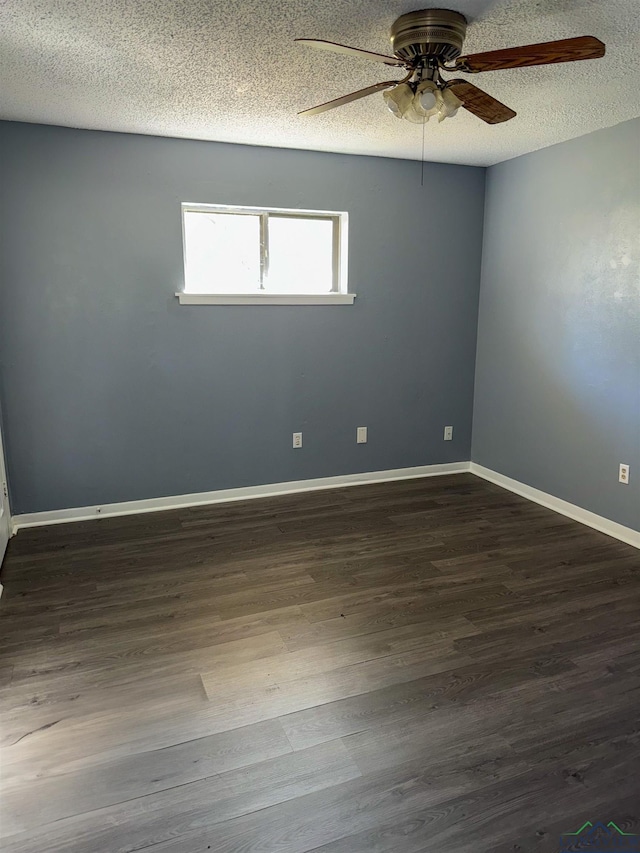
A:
176,292,356,306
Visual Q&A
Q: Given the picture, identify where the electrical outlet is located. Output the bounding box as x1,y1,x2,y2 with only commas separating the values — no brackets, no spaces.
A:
444,426,453,441
619,463,630,484
356,426,368,444
292,432,303,449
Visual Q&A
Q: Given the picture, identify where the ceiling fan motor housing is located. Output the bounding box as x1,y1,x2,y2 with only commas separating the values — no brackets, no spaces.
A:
390,8,467,63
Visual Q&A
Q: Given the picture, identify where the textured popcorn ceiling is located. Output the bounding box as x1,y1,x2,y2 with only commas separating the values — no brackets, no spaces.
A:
1,0,638,165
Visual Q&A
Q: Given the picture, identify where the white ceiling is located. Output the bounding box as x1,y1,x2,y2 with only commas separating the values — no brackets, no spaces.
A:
1,0,638,166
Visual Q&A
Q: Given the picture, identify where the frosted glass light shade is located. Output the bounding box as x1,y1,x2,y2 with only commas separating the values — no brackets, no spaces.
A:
404,102,430,123
438,87,462,122
383,83,413,118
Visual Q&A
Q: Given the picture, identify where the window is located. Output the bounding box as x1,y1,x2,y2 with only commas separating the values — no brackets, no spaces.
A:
177,204,353,305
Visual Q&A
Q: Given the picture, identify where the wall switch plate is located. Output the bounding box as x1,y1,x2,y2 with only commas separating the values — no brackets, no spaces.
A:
292,432,303,449
619,463,630,484
444,426,453,441
356,426,368,444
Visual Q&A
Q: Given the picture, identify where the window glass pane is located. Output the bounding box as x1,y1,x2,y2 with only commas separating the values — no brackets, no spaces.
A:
266,217,334,294
183,211,260,293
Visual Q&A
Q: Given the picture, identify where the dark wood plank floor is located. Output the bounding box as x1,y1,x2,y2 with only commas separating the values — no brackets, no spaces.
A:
0,474,639,852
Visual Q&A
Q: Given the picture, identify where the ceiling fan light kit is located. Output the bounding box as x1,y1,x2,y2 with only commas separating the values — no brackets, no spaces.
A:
296,8,605,127
383,79,461,124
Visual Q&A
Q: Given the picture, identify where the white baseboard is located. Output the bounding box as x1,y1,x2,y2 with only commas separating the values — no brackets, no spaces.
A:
11,462,471,531
11,461,639,549
471,462,640,550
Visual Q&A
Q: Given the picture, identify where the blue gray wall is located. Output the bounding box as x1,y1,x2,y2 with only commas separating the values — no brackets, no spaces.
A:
473,118,640,532
0,122,485,514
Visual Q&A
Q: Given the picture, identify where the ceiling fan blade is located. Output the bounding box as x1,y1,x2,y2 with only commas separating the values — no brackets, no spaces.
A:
299,81,398,116
446,80,516,124
453,36,605,73
296,39,405,67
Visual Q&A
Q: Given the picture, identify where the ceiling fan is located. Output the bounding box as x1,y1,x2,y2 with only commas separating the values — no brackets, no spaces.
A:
296,9,605,125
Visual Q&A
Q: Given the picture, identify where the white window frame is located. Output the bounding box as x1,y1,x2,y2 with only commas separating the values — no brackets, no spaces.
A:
177,203,354,305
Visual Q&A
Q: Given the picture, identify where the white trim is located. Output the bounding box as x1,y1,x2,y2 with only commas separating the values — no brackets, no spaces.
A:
181,202,348,218
470,463,640,550
176,292,356,306
12,462,470,531
0,421,10,562
11,462,638,548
